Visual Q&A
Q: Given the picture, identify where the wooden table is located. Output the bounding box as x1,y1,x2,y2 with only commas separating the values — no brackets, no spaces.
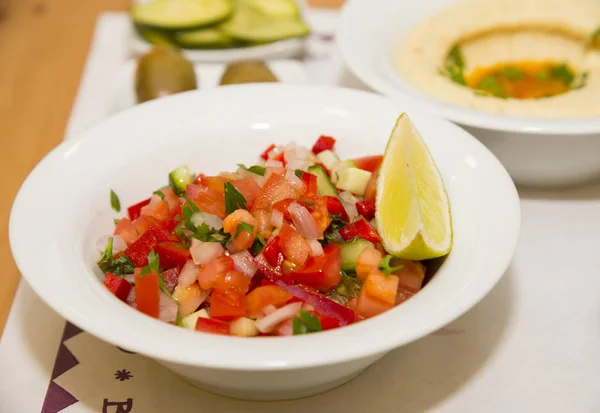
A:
0,0,344,335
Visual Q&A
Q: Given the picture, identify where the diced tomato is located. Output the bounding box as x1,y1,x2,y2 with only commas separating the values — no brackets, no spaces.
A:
364,167,380,202
272,198,297,221
173,282,204,316
127,198,152,221
233,178,261,208
394,260,426,305
356,200,376,221
339,217,380,243
260,144,277,160
213,271,251,294
278,223,311,267
324,196,349,222
245,285,293,318
114,218,138,245
186,184,226,218
161,266,181,294
155,242,191,269
311,135,336,154
140,196,171,222
196,317,230,335
125,227,173,267
356,246,383,281
353,155,383,173
253,209,273,240
251,173,297,212
290,244,341,291
365,271,399,305
103,272,131,302
134,268,160,318
355,285,393,319
197,255,235,290
262,236,283,267
211,289,247,321
300,172,318,198
223,209,258,251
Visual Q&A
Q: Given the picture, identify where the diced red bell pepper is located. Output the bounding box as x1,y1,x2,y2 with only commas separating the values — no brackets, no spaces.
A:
317,313,341,330
339,217,380,243
300,172,318,198
260,144,277,160
356,200,376,221
127,197,152,221
196,317,230,335
134,269,160,318
254,253,355,326
323,196,349,222
290,244,341,291
104,272,131,302
262,236,283,267
124,227,174,267
210,289,247,321
353,155,383,173
161,266,181,294
155,242,191,269
311,135,336,155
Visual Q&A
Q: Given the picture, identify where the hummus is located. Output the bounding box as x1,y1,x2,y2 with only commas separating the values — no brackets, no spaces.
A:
395,0,600,117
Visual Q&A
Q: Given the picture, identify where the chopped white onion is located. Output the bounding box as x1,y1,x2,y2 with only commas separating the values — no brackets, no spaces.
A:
237,167,266,187
96,234,126,254
342,201,359,221
178,259,201,288
288,203,322,240
339,191,358,204
175,286,209,317
276,319,294,336
263,304,277,315
270,209,284,228
307,239,324,256
190,240,224,265
265,159,284,168
286,159,310,172
255,302,302,333
191,212,223,230
264,166,286,181
284,145,312,161
231,250,258,279
267,148,281,159
370,218,378,229
125,273,135,284
159,292,178,323
225,239,238,254
285,169,305,191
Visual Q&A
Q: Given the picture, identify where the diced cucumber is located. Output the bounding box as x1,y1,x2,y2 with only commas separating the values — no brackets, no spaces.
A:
219,4,310,43
330,159,356,184
169,165,193,195
340,239,373,271
308,165,338,197
181,308,209,330
132,0,233,31
172,27,235,49
316,150,339,171
336,167,372,196
241,0,300,19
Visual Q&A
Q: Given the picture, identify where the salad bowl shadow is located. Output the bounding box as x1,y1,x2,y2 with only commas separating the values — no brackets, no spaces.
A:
9,84,520,400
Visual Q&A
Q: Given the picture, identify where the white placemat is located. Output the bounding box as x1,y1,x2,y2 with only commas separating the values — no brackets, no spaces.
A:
1,11,599,413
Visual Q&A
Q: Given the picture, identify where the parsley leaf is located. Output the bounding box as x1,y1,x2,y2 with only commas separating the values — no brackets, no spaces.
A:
140,250,160,277
447,44,464,69
572,71,589,90
110,190,121,212
292,309,322,335
113,218,120,225
176,312,185,327
379,254,405,276
234,222,254,240
159,274,177,303
153,190,165,200
591,27,600,47
477,75,506,98
237,164,266,176
224,182,247,214
294,169,304,179
326,271,361,305
440,44,466,86
549,64,575,86
250,235,266,255
501,66,524,80
97,237,135,276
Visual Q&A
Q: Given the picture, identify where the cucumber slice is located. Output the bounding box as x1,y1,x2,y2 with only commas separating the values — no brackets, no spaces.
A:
340,239,374,271
136,27,177,47
132,0,233,31
220,4,310,43
173,28,234,49
169,165,193,195
308,165,338,197
336,167,372,196
241,0,300,19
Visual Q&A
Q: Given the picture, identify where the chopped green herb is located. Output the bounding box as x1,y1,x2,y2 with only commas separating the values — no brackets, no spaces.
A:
447,44,464,68
140,250,160,277
176,242,191,249
536,70,549,81
440,44,467,86
292,309,322,335
97,237,135,276
477,75,505,98
326,271,362,305
572,71,589,90
153,190,165,200
224,182,247,214
237,164,266,176
294,169,304,179
549,64,575,86
590,27,600,47
379,254,405,276
234,222,254,240
250,235,266,255
110,190,121,212
113,218,120,225
159,274,178,303
182,196,200,213
501,66,524,80
176,312,184,327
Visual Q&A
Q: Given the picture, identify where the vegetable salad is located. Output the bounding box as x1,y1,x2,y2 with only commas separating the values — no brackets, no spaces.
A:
98,136,426,336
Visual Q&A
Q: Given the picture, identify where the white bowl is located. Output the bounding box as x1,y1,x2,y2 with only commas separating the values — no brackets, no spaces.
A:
337,0,600,187
9,85,520,401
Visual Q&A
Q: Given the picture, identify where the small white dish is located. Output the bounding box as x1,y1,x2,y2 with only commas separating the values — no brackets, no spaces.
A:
9,85,520,401
107,59,309,115
337,0,600,186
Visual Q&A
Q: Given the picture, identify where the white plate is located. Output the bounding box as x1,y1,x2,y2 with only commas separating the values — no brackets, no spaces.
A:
107,59,309,115
9,85,520,400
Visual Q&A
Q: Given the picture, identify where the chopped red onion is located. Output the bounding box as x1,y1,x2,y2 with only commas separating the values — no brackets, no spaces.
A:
255,302,302,333
285,169,305,191
190,240,224,265
288,202,322,240
191,212,223,230
178,259,201,288
307,239,324,256
263,304,277,315
159,292,178,323
231,250,258,278
271,209,284,228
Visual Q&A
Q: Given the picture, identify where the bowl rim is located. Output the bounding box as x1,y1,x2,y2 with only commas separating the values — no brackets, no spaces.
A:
9,84,521,371
337,0,600,136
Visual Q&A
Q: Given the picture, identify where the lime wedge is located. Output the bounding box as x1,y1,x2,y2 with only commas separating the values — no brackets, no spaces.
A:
375,114,452,261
